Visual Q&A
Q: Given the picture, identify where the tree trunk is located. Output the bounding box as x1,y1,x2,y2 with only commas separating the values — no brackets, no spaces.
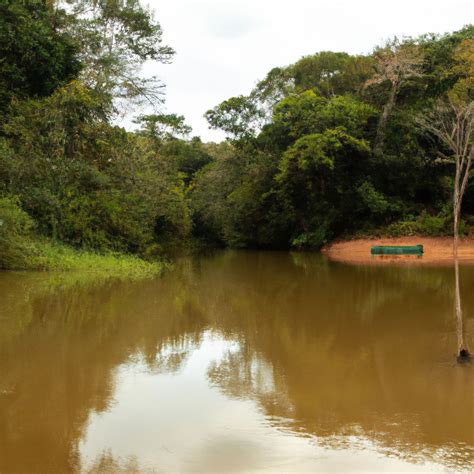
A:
453,197,460,258
453,155,461,259
375,82,398,153
454,256,468,359
453,158,470,360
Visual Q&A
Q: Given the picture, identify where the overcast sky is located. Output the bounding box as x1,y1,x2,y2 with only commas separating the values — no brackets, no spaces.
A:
142,0,473,142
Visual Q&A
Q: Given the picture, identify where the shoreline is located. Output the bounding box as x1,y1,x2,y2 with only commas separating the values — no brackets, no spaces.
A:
1,239,165,280
322,236,474,266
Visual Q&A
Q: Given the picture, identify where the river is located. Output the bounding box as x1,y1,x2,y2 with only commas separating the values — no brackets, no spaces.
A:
0,251,472,472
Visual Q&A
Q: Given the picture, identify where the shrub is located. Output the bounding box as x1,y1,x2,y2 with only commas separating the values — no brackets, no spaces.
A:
0,196,38,269
291,227,329,250
384,212,456,237
31,241,165,279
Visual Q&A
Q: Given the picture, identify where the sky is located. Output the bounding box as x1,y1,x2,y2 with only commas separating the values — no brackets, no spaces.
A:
142,0,473,142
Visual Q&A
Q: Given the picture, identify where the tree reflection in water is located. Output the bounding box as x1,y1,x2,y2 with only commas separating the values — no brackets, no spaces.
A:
455,256,472,362
0,252,472,472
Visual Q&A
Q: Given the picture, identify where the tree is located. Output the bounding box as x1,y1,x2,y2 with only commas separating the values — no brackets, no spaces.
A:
418,26,474,99
271,91,376,141
205,95,264,140
0,0,81,115
189,142,280,248
290,51,374,97
450,38,474,99
417,39,474,257
0,81,193,252
252,67,295,120
418,101,473,254
157,138,213,184
417,39,474,360
66,0,174,112
365,38,424,151
136,113,192,143
276,129,371,248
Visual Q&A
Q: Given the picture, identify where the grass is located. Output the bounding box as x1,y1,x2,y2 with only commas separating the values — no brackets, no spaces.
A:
8,240,167,281
0,196,166,281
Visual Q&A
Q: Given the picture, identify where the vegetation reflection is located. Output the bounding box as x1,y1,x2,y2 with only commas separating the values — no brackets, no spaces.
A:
0,253,472,472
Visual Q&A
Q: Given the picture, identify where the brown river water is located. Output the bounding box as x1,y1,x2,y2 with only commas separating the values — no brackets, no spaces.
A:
0,251,473,473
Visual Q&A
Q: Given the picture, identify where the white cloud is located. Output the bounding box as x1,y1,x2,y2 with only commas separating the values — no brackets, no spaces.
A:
144,0,473,142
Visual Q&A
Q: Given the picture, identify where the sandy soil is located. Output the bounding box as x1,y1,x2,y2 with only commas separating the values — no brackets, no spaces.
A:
322,236,474,266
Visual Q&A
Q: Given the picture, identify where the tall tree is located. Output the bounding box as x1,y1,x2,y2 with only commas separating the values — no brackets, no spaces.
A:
418,100,473,256
419,39,473,361
418,39,474,257
136,113,192,143
290,51,374,97
0,0,81,114
205,95,264,140
365,38,424,151
66,0,174,111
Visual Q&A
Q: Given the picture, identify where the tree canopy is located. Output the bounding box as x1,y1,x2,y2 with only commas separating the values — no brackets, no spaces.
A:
0,3,473,268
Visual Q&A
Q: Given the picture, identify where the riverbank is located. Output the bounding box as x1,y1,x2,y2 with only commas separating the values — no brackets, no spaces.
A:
322,236,474,265
2,240,166,280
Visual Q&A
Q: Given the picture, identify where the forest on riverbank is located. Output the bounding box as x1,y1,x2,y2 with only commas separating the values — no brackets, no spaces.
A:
0,0,473,271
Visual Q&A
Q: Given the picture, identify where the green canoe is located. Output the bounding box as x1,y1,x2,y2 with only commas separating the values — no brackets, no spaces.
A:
371,244,423,255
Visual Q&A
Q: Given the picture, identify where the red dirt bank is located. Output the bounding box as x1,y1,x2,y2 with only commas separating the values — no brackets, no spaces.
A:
322,237,474,266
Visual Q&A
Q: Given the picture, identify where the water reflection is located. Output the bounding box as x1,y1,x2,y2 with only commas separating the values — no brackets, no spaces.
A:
455,257,472,362
0,252,473,472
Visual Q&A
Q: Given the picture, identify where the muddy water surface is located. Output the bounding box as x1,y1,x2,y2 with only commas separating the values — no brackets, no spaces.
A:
0,251,473,472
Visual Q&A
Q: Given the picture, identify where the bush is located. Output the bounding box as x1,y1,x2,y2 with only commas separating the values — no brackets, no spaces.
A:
0,196,38,269
0,195,165,278
291,227,329,250
31,241,165,279
357,181,390,216
384,212,456,237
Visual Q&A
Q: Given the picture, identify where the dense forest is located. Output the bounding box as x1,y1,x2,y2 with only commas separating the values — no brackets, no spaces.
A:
0,0,473,269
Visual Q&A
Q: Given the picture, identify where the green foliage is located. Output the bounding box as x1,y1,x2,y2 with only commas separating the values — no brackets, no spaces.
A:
190,143,279,248
0,11,472,264
272,91,377,140
272,91,327,139
69,0,174,111
291,228,329,250
418,25,474,99
205,95,265,139
0,0,81,114
1,79,192,254
356,181,390,216
197,27,474,250
384,212,456,237
136,113,192,141
0,196,37,269
253,67,294,108
290,51,374,97
0,196,164,276
30,240,165,278
162,138,213,182
277,129,371,240
0,0,190,273
1,85,137,248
